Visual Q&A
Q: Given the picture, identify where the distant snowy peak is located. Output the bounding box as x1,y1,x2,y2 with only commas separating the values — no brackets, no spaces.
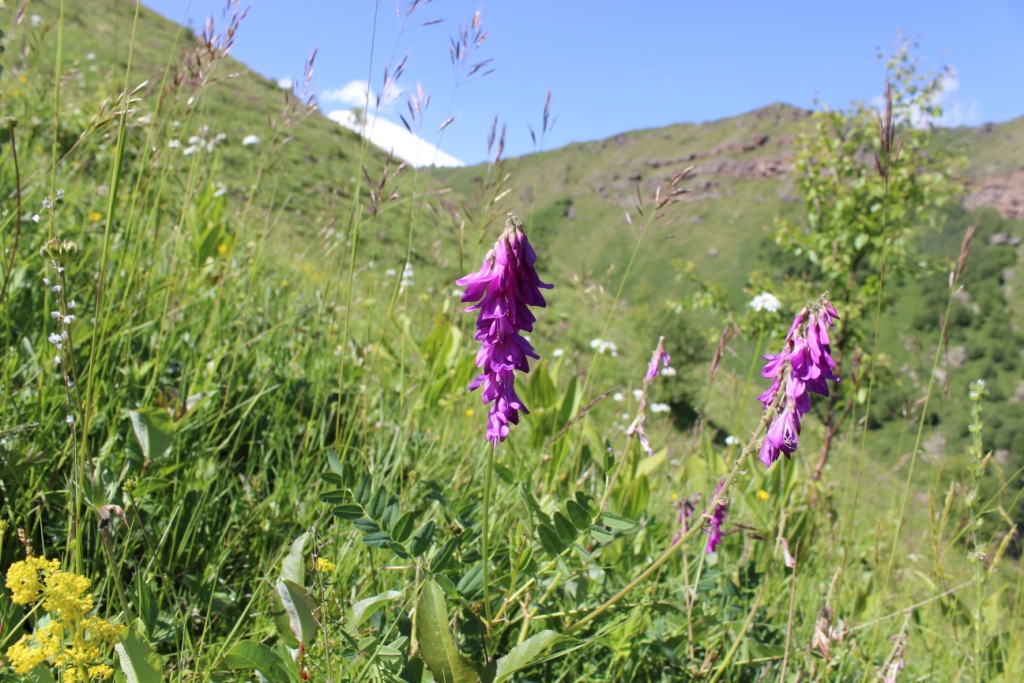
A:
327,110,464,168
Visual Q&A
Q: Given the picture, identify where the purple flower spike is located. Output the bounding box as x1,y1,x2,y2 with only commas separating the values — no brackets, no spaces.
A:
705,480,728,553
645,336,670,383
458,213,552,446
758,296,840,468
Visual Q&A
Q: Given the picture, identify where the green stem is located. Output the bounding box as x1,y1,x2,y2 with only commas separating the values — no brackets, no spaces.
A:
481,444,495,656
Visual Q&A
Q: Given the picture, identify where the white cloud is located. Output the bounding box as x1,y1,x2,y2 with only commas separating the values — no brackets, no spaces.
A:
875,67,981,129
327,110,463,168
321,79,404,108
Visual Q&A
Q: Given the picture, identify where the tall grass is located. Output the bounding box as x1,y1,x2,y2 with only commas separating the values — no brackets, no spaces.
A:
0,2,1021,682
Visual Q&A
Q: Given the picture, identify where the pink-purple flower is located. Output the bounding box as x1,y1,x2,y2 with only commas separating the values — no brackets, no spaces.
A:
758,298,840,467
705,480,728,553
645,336,670,383
457,213,552,446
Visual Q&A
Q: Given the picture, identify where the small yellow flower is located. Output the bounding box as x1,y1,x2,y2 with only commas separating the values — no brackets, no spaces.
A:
5,556,60,604
315,557,336,573
465,409,474,417
216,244,227,254
88,212,102,222
89,664,115,681
42,570,93,621
757,489,769,501
7,634,46,674
81,617,123,646
18,75,28,84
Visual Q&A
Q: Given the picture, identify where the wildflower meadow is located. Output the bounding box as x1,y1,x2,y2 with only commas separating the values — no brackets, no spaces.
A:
1,1,1022,682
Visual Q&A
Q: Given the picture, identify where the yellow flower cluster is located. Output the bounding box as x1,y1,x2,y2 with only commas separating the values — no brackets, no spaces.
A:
42,571,94,621
4,559,122,680
314,557,336,573
5,556,60,604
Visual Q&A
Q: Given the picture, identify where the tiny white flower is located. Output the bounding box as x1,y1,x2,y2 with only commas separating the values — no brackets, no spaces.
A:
48,333,63,348
612,392,624,402
86,52,96,61
188,135,201,144
67,300,76,309
30,14,43,27
56,189,64,200
725,435,740,446
50,311,61,319
65,414,75,424
632,389,644,401
50,285,61,293
385,269,397,276
54,355,62,365
43,277,51,286
749,292,781,313
451,288,463,297
62,315,76,325
660,366,677,377
32,214,40,223
650,402,671,413
242,134,261,146
621,413,631,420
183,145,198,156
551,348,564,358
168,139,181,148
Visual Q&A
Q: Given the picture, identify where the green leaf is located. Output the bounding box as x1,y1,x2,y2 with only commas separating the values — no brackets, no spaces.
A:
575,491,594,512
350,590,403,629
493,630,565,683
410,521,436,557
362,531,393,548
129,407,174,460
332,504,364,520
599,511,636,530
276,579,319,646
493,463,517,484
415,580,481,683
391,511,417,543
368,486,388,520
281,532,308,585
537,524,565,557
521,486,551,525
354,475,372,506
223,641,290,682
589,525,614,544
27,664,56,683
565,500,591,530
389,542,410,559
552,512,577,544
352,517,381,533
457,562,484,598
431,537,459,571
115,626,165,683
326,448,344,476
319,489,349,505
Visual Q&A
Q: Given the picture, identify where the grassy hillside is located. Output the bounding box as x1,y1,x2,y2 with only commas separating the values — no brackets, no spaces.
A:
1,3,1022,683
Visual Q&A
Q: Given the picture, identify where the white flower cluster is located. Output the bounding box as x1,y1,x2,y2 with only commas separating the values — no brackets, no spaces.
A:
650,403,671,414
242,134,261,146
749,292,781,313
590,338,618,356
172,126,227,155
400,263,415,291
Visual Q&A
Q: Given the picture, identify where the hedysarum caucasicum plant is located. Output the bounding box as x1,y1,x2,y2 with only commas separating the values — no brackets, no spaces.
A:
758,296,840,468
458,213,553,446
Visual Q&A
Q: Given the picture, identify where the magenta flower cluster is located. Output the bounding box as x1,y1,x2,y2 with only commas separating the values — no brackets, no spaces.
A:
458,214,552,446
705,480,728,553
758,299,840,467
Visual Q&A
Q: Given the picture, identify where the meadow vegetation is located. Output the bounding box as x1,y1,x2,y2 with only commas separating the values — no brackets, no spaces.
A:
1,2,1022,682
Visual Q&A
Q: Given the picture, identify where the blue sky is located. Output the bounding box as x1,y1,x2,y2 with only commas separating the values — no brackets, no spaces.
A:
144,1,1024,166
